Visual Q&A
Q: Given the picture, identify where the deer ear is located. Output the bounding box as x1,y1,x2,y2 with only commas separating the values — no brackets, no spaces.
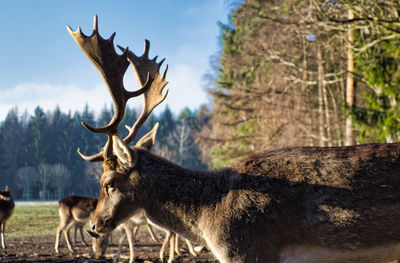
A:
135,123,159,151
112,135,135,168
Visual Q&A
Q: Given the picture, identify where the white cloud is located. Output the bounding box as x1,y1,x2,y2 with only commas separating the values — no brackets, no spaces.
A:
0,63,209,121
0,82,113,121
164,63,208,113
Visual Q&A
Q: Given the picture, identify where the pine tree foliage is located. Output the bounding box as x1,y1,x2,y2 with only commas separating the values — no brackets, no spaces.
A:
0,104,211,200
346,1,400,142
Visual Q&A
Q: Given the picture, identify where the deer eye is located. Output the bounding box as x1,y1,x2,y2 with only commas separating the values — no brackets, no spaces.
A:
104,181,115,193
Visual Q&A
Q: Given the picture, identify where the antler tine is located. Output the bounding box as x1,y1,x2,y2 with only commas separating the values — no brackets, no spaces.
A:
76,133,114,162
68,15,148,162
93,14,98,31
77,148,103,162
117,40,165,86
123,66,169,144
116,41,168,145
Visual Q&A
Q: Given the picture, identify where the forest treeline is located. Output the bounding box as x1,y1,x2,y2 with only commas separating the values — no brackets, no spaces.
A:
2,0,400,199
200,0,400,168
0,104,211,200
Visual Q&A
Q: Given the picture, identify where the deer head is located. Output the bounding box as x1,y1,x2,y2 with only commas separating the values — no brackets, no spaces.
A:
68,15,168,234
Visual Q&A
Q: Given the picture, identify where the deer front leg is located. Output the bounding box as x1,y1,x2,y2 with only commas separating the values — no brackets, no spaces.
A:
123,224,135,263
72,225,77,246
55,222,66,253
146,224,159,242
168,232,176,263
78,225,87,245
64,223,75,252
184,237,198,257
132,226,139,240
174,233,181,256
160,230,172,262
1,222,6,249
114,234,126,263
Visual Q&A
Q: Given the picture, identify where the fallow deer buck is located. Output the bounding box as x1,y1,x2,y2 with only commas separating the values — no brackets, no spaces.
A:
0,186,14,250
68,15,400,263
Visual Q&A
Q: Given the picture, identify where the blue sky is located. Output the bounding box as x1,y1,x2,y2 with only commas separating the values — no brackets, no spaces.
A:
0,0,229,121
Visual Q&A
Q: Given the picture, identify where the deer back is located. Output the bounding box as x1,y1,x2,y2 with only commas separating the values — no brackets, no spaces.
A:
228,143,400,250
134,143,400,250
59,196,98,222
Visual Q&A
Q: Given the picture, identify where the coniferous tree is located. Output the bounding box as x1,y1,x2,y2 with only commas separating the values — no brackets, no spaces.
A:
80,104,101,155
0,107,22,190
27,106,48,166
97,103,113,127
157,106,175,145
346,2,400,143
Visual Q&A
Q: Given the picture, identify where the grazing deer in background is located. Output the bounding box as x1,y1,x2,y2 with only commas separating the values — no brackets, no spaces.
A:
55,195,98,253
93,209,159,263
0,186,15,250
69,15,400,263
93,208,198,263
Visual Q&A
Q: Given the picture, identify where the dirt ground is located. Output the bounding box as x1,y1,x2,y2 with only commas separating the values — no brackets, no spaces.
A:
0,231,217,263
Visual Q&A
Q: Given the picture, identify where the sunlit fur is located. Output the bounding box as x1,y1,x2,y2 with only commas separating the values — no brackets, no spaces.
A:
92,136,400,263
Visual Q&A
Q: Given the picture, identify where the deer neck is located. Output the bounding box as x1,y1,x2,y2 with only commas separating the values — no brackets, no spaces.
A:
136,149,237,242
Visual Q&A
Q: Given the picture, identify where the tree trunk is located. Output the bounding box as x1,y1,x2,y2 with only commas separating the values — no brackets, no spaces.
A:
317,44,326,146
345,8,356,146
317,44,333,146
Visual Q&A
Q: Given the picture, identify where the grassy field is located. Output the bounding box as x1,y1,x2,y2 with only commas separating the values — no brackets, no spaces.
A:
6,202,60,238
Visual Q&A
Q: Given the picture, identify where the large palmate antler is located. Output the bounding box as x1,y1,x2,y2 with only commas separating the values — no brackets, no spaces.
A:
118,43,169,144
68,15,168,162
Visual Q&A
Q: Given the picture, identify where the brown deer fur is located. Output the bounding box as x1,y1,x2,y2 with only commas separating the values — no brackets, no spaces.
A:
55,195,97,253
0,186,14,249
92,141,400,263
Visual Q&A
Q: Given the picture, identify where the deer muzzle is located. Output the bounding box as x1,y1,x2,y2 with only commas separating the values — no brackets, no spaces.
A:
91,215,115,236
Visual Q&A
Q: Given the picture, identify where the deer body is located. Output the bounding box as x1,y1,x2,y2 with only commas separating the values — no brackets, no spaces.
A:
55,195,97,253
0,186,14,249
67,16,400,263
94,143,400,263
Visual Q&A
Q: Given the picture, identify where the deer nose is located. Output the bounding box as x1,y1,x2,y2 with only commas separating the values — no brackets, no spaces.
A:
92,224,96,231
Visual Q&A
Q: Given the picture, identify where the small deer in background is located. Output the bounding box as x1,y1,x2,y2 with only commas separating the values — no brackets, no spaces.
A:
55,195,158,260
55,195,98,253
93,209,159,263
0,186,15,250
94,213,200,263
68,16,400,263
